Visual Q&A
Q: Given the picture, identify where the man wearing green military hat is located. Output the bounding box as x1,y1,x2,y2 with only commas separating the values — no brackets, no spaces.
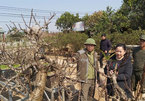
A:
132,34,145,100
74,38,99,101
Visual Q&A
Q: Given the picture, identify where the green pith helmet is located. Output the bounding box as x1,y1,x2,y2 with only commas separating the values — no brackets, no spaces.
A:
140,34,145,40
84,38,96,46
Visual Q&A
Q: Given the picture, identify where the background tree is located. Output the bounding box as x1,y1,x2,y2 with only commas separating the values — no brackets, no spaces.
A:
81,13,89,28
56,12,80,32
95,7,115,33
82,11,103,33
120,0,145,30
112,12,130,33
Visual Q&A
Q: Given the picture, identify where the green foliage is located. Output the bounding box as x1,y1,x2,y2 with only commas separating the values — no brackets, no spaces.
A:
7,31,25,41
0,64,20,70
97,7,115,33
83,11,104,32
82,7,130,33
112,12,130,32
44,32,88,52
55,32,88,52
90,30,145,52
101,50,115,61
120,0,145,30
81,14,89,24
43,30,145,54
0,65,8,70
109,30,144,46
55,0,145,34
82,1,145,33
68,33,88,52
56,12,80,32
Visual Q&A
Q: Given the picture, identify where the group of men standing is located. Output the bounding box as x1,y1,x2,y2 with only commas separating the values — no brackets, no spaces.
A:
74,34,145,101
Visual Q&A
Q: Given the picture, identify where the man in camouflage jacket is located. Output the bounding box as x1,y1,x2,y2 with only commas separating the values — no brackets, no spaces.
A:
132,34,145,99
75,38,99,101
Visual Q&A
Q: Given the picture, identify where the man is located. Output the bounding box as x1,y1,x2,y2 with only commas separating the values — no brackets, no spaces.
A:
75,38,99,101
99,34,112,68
132,34,145,100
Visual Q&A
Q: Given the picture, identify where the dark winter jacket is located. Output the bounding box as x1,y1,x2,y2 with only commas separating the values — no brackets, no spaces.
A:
100,39,111,52
104,54,133,98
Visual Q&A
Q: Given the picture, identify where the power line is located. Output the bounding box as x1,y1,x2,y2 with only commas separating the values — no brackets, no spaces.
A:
0,6,88,21
0,5,56,14
0,6,60,21
0,5,90,15
0,12,57,19
0,13,84,19
0,20,56,23
0,5,90,32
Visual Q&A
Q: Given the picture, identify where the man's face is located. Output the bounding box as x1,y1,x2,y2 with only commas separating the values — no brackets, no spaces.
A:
101,36,106,40
86,44,95,52
140,39,145,49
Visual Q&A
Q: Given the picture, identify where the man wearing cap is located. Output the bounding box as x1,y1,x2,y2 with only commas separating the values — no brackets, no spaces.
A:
99,34,112,68
132,34,145,99
74,38,99,101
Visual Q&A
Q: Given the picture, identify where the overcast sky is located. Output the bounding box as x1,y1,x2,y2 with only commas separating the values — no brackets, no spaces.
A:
0,0,123,32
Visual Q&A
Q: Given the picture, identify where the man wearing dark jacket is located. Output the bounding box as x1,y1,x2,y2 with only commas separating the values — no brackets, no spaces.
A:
100,34,112,68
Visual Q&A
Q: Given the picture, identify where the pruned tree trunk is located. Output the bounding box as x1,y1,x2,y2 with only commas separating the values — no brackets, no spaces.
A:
28,68,47,101
112,74,127,100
